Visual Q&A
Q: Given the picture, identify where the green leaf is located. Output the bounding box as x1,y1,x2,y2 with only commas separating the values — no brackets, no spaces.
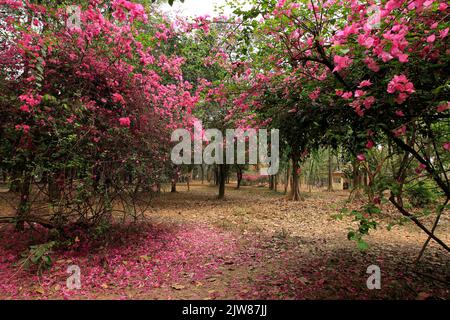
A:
347,230,356,240
357,240,369,251
331,214,343,220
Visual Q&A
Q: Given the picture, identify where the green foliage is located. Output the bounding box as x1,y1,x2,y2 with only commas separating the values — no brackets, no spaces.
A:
93,220,112,240
339,206,379,251
17,241,56,275
405,180,441,208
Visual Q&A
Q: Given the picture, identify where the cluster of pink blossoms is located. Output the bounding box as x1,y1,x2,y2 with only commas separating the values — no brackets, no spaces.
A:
111,0,147,23
18,93,42,113
333,55,353,72
119,117,131,128
387,74,415,104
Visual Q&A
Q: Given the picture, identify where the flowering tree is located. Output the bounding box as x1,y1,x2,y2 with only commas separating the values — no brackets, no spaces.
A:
232,0,449,252
0,0,197,229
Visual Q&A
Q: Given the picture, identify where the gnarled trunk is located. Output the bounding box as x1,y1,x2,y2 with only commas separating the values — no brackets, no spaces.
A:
16,172,32,230
290,156,302,201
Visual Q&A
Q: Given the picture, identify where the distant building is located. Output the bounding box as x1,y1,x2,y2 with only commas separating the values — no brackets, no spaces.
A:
332,170,347,190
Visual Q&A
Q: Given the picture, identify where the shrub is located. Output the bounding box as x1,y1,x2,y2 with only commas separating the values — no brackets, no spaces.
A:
404,180,441,208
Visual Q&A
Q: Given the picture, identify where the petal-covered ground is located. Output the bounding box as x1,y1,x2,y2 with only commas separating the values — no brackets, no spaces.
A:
0,183,449,299
0,222,245,299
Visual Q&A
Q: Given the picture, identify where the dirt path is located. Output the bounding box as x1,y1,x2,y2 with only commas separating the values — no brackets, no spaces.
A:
138,183,450,299
0,183,449,299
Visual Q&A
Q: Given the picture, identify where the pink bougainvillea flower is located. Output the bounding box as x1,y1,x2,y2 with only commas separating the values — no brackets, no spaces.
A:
393,125,407,137
309,87,321,101
380,52,393,63
439,2,448,11
389,46,409,63
19,93,41,107
342,92,353,100
397,53,409,63
67,115,76,124
119,117,131,128
444,142,450,151
395,92,409,104
112,93,126,105
373,196,381,205
364,57,380,72
427,34,436,43
415,163,427,174
363,96,376,109
385,0,403,10
19,104,30,113
366,140,374,149
112,0,147,23
352,105,365,117
437,102,449,113
357,34,375,48
359,80,372,88
354,90,366,98
15,124,30,133
333,55,353,72
387,75,415,94
357,154,366,162
395,110,405,117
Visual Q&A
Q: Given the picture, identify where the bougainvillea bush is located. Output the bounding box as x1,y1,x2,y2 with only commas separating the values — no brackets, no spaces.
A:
0,0,201,230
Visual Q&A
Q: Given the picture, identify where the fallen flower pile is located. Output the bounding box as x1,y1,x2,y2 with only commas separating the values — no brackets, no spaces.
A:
0,222,242,299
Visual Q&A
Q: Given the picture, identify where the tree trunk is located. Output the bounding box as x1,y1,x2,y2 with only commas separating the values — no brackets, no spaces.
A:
207,166,212,183
236,165,242,189
214,166,219,186
349,158,364,201
269,175,274,190
48,171,64,203
9,170,20,193
200,165,204,184
352,159,359,190
284,165,290,194
327,149,333,192
290,156,302,201
16,172,32,231
218,164,227,199
186,170,192,191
